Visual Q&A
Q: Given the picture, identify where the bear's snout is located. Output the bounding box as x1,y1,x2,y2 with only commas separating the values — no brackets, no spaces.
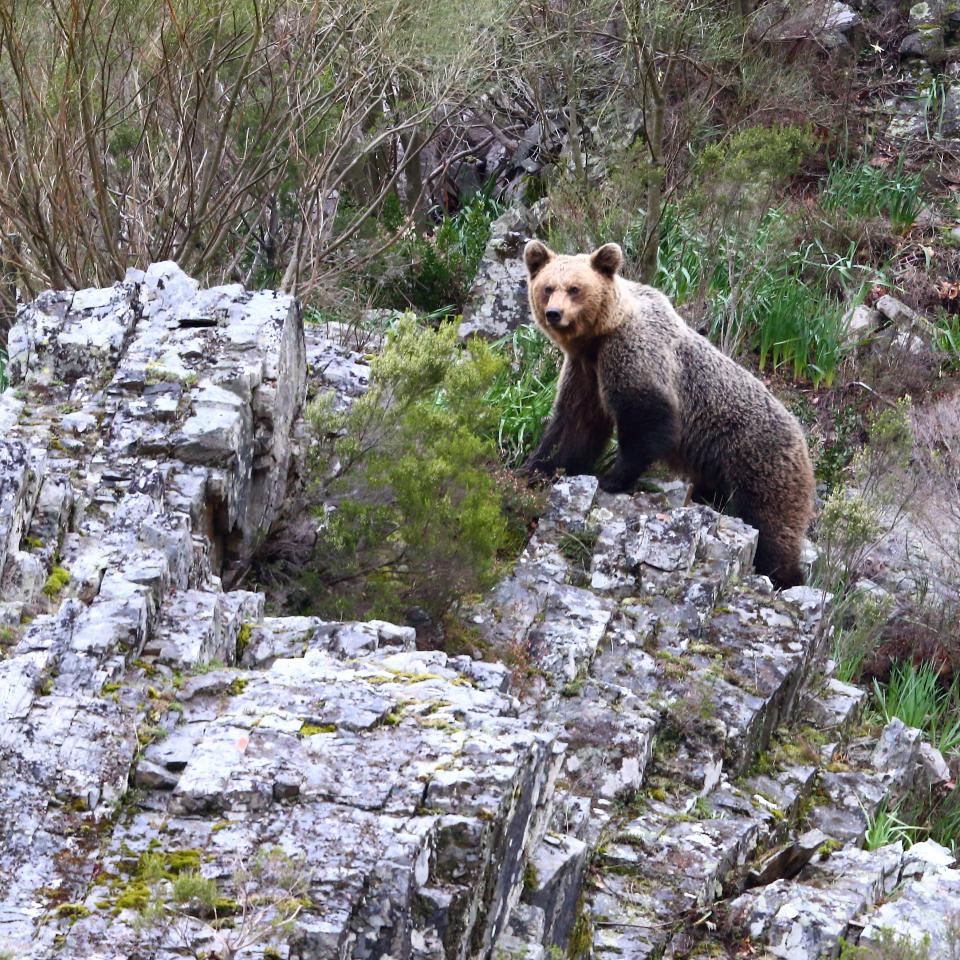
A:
545,308,564,328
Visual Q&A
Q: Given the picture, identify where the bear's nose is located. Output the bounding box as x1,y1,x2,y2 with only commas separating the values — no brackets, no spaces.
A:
545,308,563,327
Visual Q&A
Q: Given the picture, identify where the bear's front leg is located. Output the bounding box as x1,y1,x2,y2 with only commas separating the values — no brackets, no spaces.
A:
598,457,640,493
599,387,679,494
524,355,612,480
523,426,563,478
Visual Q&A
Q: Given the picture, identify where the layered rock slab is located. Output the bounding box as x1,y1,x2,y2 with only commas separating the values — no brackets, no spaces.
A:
0,270,562,959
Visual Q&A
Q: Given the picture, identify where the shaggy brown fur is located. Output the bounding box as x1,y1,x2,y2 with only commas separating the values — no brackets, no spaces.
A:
523,239,815,588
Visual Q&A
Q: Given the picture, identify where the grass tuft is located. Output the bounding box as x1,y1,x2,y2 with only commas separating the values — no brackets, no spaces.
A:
864,800,921,850
873,660,942,730
821,156,924,233
485,324,561,467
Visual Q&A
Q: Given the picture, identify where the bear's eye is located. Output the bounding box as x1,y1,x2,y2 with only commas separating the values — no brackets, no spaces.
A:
543,286,555,296
568,286,581,296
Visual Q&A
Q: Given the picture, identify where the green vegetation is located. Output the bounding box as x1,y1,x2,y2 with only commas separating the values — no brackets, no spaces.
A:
864,800,922,850
41,566,70,599
821,156,925,233
52,903,90,920
933,309,960,369
485,323,561,466
626,201,874,387
839,929,934,960
830,594,892,684
124,846,309,953
816,399,913,597
300,723,336,736
924,786,960,854
376,193,503,314
816,405,863,490
873,661,960,755
302,316,539,622
874,661,944,731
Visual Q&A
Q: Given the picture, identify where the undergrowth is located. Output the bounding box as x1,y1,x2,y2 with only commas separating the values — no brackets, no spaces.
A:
373,192,503,314
933,308,960,369
485,323,561,466
650,204,875,387
864,800,922,851
821,156,924,233
872,661,960,755
303,316,539,623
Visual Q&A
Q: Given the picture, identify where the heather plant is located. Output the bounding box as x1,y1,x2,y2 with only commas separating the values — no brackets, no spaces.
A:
304,316,538,621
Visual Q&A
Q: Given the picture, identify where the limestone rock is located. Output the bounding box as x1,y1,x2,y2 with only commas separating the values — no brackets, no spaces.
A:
844,304,882,344
459,206,535,340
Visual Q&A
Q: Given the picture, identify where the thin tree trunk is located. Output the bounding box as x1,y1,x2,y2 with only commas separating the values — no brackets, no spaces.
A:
638,45,665,284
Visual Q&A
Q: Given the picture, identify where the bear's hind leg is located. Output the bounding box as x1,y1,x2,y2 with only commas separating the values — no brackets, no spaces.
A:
732,491,805,588
753,531,805,588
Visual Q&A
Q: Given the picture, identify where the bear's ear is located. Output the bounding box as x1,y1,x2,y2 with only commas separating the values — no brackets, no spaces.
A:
590,243,623,278
524,239,555,279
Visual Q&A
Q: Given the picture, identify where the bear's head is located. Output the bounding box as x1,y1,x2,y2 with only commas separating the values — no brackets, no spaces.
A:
523,240,625,349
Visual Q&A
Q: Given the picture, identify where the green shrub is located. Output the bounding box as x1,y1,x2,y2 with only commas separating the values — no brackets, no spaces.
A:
377,193,503,314
0,348,6,392
816,489,884,593
304,316,537,621
821,156,924,233
692,123,817,223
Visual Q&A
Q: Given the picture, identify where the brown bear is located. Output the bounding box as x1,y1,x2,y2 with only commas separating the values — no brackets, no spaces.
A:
523,239,814,588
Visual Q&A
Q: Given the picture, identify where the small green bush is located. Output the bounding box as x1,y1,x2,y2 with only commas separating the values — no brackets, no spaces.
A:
692,123,817,220
304,316,538,622
377,193,503,314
